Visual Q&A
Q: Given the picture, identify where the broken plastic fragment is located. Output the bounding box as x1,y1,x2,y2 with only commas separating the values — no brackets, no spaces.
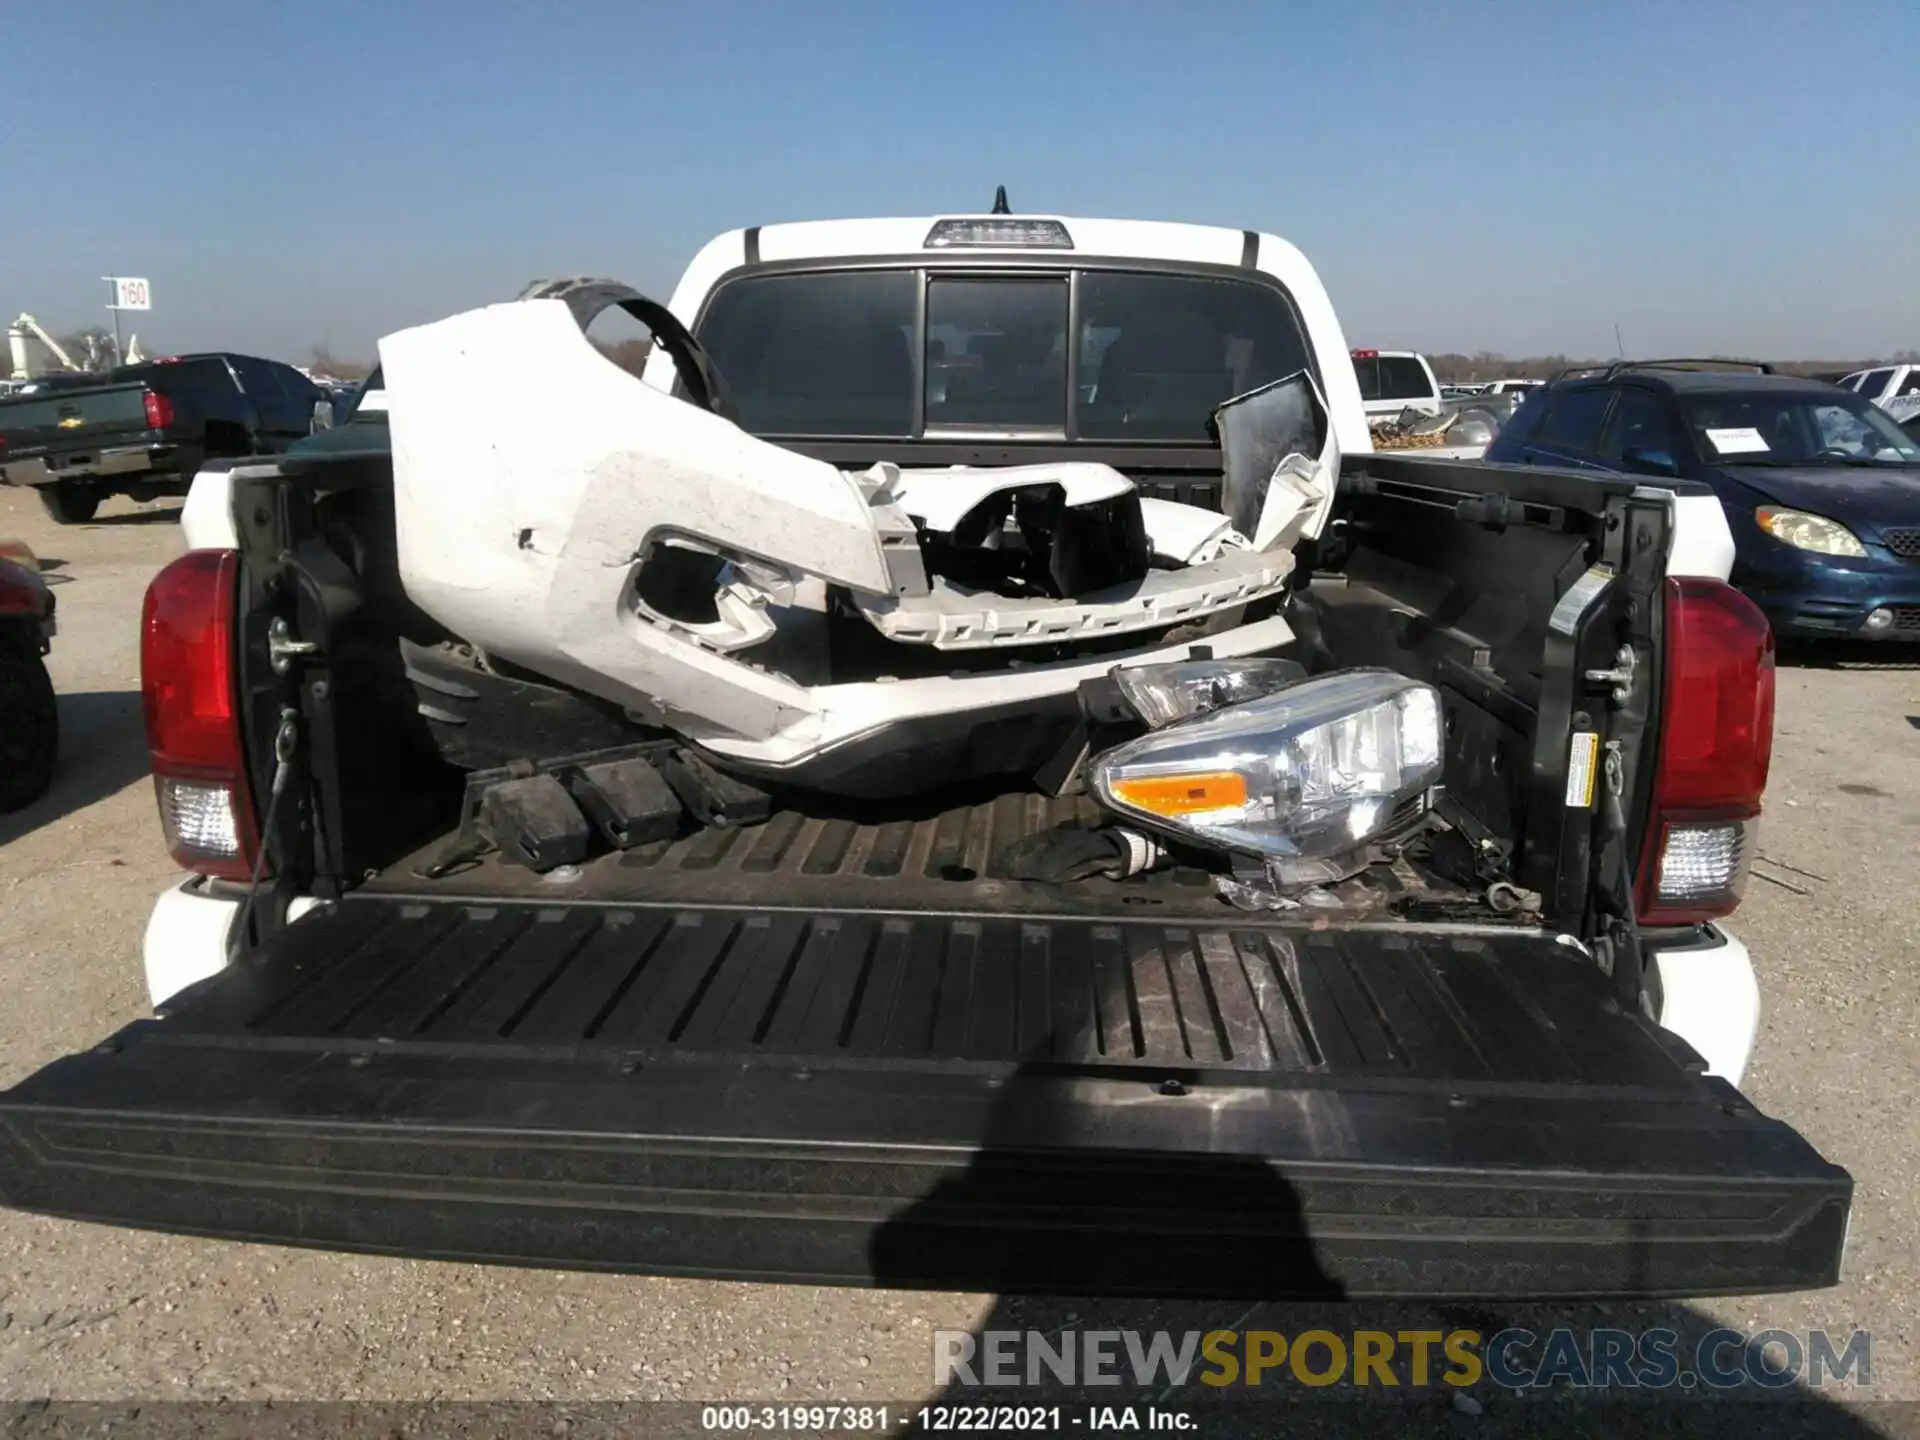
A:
1211,371,1338,549
1136,497,1251,566
853,546,1291,650
886,463,1135,533
1214,872,1301,911
887,463,1151,599
629,539,799,653
1214,865,1355,911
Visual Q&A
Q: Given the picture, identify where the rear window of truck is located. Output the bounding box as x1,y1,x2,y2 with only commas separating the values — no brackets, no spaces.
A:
693,267,1311,442
1353,355,1434,403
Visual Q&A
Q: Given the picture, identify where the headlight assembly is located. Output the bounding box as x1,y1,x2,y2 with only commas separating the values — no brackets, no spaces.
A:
1756,507,1867,557
1090,668,1443,886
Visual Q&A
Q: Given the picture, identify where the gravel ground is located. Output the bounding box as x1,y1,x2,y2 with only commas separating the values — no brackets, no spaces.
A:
0,484,1914,1435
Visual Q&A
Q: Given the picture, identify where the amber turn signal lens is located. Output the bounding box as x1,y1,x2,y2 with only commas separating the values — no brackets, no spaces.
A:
1108,771,1248,817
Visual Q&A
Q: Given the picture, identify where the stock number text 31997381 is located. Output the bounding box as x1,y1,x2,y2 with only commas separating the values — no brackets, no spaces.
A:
702,1405,1076,1432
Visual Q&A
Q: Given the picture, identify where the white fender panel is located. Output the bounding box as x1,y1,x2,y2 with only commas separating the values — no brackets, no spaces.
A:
144,881,327,1009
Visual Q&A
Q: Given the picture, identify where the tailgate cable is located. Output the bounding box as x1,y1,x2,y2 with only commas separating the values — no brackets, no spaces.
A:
1590,737,1646,1005
228,707,300,961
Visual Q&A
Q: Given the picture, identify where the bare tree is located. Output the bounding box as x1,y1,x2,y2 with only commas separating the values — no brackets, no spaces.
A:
593,337,652,378
55,326,119,371
308,345,372,380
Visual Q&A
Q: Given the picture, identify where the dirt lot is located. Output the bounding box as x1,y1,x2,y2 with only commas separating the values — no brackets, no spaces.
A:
0,484,1916,1431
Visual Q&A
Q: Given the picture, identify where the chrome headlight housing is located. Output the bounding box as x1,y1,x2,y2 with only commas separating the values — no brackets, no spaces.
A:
1111,657,1307,728
1090,669,1443,879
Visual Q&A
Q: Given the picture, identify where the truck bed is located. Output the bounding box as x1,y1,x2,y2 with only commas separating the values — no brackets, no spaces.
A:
0,888,1850,1298
373,791,1486,920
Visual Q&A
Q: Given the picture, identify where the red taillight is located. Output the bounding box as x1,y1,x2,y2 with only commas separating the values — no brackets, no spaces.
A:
1636,577,1775,925
144,389,175,429
1350,348,1380,360
0,556,52,618
141,549,259,881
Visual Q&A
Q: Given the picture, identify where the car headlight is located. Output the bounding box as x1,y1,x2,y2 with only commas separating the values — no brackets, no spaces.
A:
1756,507,1867,557
1090,669,1442,882
1111,657,1307,728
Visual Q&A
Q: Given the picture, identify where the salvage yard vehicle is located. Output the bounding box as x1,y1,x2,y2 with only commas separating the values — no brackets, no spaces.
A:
1837,361,1920,411
284,367,391,459
0,215,1852,1300
0,352,325,523
1482,377,1544,400
0,541,58,811
1350,347,1443,423
1490,360,1920,641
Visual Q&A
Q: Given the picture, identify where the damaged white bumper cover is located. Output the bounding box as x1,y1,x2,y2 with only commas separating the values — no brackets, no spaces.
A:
379,291,1336,778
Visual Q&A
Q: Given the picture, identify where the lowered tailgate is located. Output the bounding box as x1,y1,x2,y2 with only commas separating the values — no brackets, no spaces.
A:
0,898,1848,1298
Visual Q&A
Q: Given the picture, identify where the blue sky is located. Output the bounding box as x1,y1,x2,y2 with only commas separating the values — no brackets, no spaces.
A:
6,1,1915,364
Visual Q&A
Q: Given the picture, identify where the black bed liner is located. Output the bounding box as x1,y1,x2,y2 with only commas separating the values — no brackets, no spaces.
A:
375,790,1490,920
0,896,1850,1298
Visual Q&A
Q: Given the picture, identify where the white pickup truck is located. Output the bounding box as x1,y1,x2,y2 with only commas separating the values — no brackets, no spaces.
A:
0,213,1849,1300
1350,347,1444,421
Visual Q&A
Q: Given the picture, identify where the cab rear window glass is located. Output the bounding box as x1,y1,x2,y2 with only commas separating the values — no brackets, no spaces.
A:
1353,355,1433,403
925,278,1067,431
1077,272,1310,440
697,270,919,438
695,267,1311,442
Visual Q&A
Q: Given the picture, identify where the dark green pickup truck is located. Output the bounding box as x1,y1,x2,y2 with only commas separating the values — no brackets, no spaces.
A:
0,353,324,522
